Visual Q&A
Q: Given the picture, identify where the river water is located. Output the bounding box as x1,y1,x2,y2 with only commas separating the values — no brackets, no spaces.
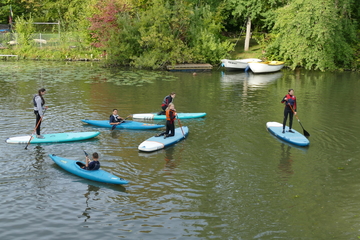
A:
0,61,360,239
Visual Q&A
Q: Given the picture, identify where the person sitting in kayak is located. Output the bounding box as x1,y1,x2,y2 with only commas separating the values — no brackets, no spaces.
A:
109,109,125,126
84,152,100,170
158,92,175,115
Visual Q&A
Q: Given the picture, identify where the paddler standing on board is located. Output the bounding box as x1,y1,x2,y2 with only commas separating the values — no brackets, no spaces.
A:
158,92,176,115
164,103,177,138
281,89,297,133
155,102,177,138
33,88,48,139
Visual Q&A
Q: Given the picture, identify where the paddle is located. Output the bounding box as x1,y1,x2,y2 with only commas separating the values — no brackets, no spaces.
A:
289,104,310,137
177,115,185,138
25,108,47,150
111,115,131,130
82,150,89,169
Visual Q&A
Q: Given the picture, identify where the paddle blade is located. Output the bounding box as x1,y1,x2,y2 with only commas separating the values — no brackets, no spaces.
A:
303,129,310,137
83,150,88,156
298,120,310,137
111,124,117,130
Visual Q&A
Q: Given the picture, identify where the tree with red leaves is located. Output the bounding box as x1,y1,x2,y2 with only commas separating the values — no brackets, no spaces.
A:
88,0,131,48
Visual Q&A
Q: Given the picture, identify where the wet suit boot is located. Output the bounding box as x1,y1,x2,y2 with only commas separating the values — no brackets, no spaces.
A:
155,131,166,137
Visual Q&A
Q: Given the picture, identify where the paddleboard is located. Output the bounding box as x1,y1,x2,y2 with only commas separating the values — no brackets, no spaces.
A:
132,113,206,120
5,132,100,144
81,119,164,130
49,154,129,184
138,126,189,152
266,122,309,147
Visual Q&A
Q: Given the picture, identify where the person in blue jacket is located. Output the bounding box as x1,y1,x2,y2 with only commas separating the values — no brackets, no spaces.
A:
85,152,100,170
109,109,125,126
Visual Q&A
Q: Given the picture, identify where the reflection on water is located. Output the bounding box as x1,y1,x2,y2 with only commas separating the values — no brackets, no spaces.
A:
278,144,294,179
246,71,283,87
1,61,360,239
32,145,46,170
82,184,100,222
163,147,178,171
220,71,283,88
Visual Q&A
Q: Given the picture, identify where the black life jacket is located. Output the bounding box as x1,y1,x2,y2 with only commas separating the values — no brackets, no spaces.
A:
33,94,44,108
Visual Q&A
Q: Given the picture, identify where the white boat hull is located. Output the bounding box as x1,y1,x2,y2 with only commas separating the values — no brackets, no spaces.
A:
221,58,262,70
248,61,284,73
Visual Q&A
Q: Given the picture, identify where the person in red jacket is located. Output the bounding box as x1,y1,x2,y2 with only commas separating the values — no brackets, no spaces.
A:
158,92,176,115
281,89,297,133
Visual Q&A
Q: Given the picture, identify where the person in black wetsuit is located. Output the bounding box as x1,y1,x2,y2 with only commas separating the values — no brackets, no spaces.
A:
85,152,100,170
164,103,177,138
155,103,177,138
281,89,297,133
158,92,176,115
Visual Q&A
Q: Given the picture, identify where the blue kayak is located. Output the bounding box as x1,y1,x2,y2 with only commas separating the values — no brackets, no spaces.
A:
138,126,189,152
49,154,129,185
6,132,100,144
81,119,164,130
132,113,206,120
266,122,309,147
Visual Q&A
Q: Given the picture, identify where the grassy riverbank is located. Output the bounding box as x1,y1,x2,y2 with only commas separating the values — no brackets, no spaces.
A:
228,37,263,60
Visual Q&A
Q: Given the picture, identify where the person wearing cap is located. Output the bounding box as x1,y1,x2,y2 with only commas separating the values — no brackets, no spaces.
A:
281,89,297,133
33,88,47,138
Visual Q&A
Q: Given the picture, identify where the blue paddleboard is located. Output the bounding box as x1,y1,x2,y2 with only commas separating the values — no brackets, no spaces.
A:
81,119,164,130
266,122,309,147
138,126,189,152
6,132,100,144
132,113,206,120
49,154,128,184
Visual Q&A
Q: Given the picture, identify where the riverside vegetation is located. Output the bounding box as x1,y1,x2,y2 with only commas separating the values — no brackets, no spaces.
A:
0,0,359,71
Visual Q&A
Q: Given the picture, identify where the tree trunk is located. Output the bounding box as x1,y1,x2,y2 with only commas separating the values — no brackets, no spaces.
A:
244,17,251,51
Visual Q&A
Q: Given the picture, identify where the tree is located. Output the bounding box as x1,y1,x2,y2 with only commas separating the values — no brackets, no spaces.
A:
267,0,357,71
225,0,285,51
15,15,36,45
103,0,233,68
88,0,131,48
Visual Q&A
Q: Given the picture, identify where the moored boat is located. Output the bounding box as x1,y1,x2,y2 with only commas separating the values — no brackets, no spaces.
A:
221,58,262,70
49,154,129,184
248,61,284,73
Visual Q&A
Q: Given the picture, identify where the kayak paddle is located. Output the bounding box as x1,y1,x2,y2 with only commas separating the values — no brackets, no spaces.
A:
289,104,310,137
111,115,131,130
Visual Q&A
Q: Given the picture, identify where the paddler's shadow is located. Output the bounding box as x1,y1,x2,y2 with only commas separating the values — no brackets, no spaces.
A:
278,144,294,179
110,129,122,138
32,145,45,170
82,184,100,222
163,147,178,171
